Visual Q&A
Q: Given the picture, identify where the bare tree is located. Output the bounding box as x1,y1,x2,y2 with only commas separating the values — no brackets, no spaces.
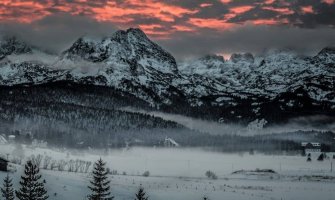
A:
68,160,75,172
30,154,43,168
43,156,52,169
10,157,22,165
78,160,86,173
74,159,83,173
58,160,67,171
50,160,58,170
84,161,92,173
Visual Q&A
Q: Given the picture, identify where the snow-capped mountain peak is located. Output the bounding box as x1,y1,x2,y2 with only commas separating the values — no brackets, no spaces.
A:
199,54,225,63
314,46,335,68
178,54,225,76
112,28,148,42
0,29,334,124
229,53,254,64
318,46,335,56
0,36,32,60
61,28,178,74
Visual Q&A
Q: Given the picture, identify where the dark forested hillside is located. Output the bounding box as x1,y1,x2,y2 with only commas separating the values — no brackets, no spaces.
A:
0,82,334,151
0,82,195,147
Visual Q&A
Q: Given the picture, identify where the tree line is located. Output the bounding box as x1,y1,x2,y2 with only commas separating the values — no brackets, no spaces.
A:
1,159,152,200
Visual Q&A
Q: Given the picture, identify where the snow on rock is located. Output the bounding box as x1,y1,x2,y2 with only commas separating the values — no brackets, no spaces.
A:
229,53,254,64
180,47,335,105
61,28,178,74
247,119,268,131
178,54,224,78
0,30,334,120
0,60,65,86
0,36,32,60
314,46,335,69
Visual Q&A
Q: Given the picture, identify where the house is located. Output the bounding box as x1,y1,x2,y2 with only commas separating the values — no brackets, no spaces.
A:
0,135,8,144
31,139,47,148
0,157,9,171
164,137,180,147
8,135,16,143
301,142,321,153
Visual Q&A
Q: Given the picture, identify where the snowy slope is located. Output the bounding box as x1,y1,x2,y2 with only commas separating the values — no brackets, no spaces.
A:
52,28,182,106
1,145,335,200
0,36,65,85
178,55,225,78
0,36,32,60
180,49,335,102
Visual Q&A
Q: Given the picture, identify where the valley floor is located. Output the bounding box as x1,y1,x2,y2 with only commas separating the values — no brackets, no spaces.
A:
0,145,334,200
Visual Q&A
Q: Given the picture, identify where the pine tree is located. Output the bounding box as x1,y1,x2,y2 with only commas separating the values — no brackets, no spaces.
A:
1,174,15,200
88,158,113,200
16,160,48,200
317,153,324,161
135,187,148,200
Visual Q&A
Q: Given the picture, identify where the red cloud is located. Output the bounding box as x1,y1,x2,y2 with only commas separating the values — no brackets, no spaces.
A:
200,3,213,8
188,18,235,30
252,18,289,25
172,25,194,32
92,1,198,23
264,0,275,5
262,6,294,15
301,6,315,14
220,0,232,4
230,6,254,14
0,0,51,23
322,0,335,4
0,0,198,24
0,0,331,38
138,24,171,39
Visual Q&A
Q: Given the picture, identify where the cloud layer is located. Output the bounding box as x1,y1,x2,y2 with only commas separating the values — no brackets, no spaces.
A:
0,0,334,59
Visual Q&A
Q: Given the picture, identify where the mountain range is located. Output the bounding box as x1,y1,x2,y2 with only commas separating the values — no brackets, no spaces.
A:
0,28,334,126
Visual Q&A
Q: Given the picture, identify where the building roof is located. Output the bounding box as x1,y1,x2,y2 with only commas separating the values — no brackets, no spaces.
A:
301,142,321,147
0,157,9,163
165,137,179,146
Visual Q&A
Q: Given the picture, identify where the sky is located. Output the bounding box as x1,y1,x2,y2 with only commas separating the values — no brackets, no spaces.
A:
0,0,334,60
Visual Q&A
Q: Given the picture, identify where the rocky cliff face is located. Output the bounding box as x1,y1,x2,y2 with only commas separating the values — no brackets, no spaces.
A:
0,36,32,60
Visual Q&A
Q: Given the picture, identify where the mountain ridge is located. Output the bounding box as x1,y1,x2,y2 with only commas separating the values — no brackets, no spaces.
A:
0,28,334,124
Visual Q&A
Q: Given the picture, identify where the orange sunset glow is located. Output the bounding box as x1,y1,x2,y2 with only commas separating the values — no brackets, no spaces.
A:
0,0,334,39
0,0,334,59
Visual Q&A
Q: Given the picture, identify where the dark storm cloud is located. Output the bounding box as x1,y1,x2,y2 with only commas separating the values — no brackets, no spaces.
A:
0,13,117,53
227,7,280,23
287,1,335,28
158,25,335,60
193,2,229,19
160,0,230,17
227,0,335,27
125,14,169,25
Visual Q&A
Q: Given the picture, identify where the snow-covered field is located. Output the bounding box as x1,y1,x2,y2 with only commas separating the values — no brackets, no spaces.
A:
0,145,335,200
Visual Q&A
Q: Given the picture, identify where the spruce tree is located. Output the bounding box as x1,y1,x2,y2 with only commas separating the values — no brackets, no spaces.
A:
135,187,148,200
16,160,48,200
1,174,15,200
88,158,113,200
